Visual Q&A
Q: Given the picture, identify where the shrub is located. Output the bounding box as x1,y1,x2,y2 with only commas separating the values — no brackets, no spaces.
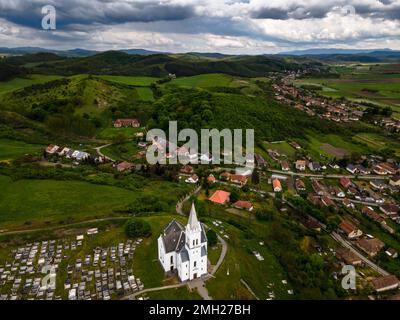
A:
206,229,218,247
124,219,152,238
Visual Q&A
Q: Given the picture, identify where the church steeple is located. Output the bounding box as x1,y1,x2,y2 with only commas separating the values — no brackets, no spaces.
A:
187,202,200,231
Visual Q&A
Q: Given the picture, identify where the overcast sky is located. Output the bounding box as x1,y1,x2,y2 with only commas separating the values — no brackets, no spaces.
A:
1,0,400,54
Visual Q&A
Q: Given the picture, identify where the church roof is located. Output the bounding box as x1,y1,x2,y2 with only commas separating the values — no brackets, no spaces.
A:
180,249,189,262
160,204,207,254
201,245,207,257
161,220,185,253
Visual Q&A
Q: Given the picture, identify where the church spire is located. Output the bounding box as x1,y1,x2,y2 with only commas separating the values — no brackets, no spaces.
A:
188,202,200,230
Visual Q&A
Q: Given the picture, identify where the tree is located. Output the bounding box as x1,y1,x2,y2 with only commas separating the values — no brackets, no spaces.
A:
252,169,260,185
124,219,152,238
206,229,218,247
230,190,239,203
112,133,129,145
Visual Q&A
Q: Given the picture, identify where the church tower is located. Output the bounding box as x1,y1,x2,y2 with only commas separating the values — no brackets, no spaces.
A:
185,202,202,249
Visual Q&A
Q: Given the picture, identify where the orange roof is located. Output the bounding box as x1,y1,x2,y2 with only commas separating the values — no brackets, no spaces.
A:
207,174,216,183
230,175,247,183
209,190,231,204
234,200,253,209
339,220,356,235
273,179,282,189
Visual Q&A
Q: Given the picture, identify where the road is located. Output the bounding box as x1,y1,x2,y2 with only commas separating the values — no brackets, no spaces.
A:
176,185,202,216
0,216,131,237
285,200,390,277
94,143,114,161
327,196,381,207
331,232,389,276
267,169,391,180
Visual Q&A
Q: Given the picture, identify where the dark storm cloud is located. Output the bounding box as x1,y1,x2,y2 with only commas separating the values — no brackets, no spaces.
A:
0,0,195,29
252,1,400,21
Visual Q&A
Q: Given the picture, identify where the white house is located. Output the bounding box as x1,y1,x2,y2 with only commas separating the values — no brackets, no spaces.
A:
158,203,208,282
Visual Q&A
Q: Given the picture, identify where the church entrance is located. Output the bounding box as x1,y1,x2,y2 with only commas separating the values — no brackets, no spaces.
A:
170,266,174,271
193,273,197,279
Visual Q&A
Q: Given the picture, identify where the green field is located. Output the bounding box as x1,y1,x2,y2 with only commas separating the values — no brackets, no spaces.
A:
97,127,143,140
101,141,140,161
172,74,234,88
0,175,188,229
98,75,158,86
136,87,154,101
302,133,369,160
353,132,400,157
294,70,400,113
263,141,296,157
0,139,44,160
0,75,63,95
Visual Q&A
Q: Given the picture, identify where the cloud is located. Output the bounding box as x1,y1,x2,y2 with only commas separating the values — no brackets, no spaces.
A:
0,0,399,53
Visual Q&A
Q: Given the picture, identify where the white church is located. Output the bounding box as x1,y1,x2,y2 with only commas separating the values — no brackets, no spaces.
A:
158,203,208,282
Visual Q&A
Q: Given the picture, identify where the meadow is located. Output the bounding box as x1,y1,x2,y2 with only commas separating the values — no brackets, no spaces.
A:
0,74,62,95
98,75,158,86
0,175,189,230
294,66,400,114
171,73,234,88
0,139,44,160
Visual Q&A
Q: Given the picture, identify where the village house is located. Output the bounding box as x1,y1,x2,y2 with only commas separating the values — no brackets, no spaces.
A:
330,186,345,198
45,144,59,154
362,206,385,224
273,179,282,192
390,175,400,187
302,218,321,232
207,174,216,184
219,172,231,181
371,275,399,293
346,164,358,174
340,177,352,189
209,190,230,205
370,180,387,191
373,162,397,175
338,220,363,239
308,162,321,172
113,119,140,128
185,174,199,184
342,198,355,209
380,204,399,217
233,200,254,211
385,248,398,259
116,161,134,172
230,174,248,186
356,238,385,257
295,179,306,192
158,203,207,282
281,160,290,171
180,165,194,174
311,179,325,196
254,153,266,167
335,248,362,266
321,196,335,208
295,160,306,171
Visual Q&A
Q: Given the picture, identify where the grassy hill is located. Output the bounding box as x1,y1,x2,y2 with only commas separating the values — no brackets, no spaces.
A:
10,51,305,78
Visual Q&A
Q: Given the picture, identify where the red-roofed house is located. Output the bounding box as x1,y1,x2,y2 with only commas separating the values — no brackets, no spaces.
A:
339,220,363,239
233,201,254,211
273,179,282,192
113,118,140,128
209,190,231,205
340,177,352,189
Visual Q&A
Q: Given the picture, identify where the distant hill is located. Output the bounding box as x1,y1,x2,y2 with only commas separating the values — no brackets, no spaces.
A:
279,48,397,56
26,51,303,77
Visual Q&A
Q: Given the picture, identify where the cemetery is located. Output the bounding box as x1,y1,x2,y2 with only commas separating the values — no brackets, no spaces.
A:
0,228,144,300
